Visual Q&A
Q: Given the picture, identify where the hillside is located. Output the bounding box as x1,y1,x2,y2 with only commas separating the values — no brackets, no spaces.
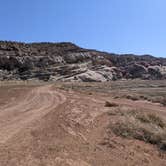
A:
0,41,166,81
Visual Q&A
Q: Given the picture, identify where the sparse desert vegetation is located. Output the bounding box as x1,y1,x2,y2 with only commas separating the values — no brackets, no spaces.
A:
157,97,166,106
108,109,166,151
0,80,166,166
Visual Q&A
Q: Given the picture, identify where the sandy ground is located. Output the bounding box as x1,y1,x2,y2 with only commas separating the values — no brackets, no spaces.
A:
0,83,166,166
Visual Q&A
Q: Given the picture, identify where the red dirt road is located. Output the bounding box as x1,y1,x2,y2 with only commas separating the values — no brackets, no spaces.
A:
0,85,66,144
0,84,165,166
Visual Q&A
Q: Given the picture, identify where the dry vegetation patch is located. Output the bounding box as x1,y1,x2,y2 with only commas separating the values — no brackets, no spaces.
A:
158,97,166,106
105,101,119,107
149,96,166,106
109,109,166,151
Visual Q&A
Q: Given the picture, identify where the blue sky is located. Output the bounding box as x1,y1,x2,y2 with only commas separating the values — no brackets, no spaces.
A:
0,0,166,57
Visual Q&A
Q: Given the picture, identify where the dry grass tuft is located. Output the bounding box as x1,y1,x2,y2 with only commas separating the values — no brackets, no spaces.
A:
136,113,165,128
109,110,166,151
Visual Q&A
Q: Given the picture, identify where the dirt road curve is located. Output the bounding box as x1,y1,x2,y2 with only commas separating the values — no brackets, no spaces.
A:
0,84,165,166
0,85,66,144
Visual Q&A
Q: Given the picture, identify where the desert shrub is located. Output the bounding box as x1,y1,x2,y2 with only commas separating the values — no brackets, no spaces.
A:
105,101,119,107
136,113,165,128
150,97,166,106
124,95,140,101
109,111,166,151
160,97,166,106
139,95,148,100
88,92,93,95
160,141,166,151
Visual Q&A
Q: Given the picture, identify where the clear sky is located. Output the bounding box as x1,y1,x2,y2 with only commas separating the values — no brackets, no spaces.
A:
0,0,166,57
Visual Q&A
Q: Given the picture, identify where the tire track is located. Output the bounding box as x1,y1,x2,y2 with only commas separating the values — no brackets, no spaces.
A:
0,85,66,144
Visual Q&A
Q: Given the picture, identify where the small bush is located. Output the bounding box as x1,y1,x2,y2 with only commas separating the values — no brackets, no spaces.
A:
148,114,165,128
136,113,165,128
151,97,166,106
88,92,93,95
139,95,148,100
160,141,166,151
160,97,166,106
125,95,139,101
105,101,119,107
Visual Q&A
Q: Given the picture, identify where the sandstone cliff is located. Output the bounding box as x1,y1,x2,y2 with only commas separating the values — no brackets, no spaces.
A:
0,41,166,81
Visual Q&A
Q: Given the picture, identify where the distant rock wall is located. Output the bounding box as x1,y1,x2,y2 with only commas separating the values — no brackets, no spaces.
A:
0,41,166,81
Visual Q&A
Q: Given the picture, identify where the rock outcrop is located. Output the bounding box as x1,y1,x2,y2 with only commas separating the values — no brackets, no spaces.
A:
0,41,166,82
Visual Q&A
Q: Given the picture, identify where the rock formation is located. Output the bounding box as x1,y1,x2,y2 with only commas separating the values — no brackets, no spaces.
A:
0,41,166,81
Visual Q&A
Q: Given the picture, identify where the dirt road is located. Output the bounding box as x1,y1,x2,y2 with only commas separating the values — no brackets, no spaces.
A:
0,84,165,166
0,85,66,144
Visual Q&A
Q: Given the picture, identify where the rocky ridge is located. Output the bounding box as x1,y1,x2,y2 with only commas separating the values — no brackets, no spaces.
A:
0,41,166,82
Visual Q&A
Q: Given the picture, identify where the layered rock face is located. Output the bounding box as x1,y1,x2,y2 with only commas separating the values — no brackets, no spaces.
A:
0,41,166,81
